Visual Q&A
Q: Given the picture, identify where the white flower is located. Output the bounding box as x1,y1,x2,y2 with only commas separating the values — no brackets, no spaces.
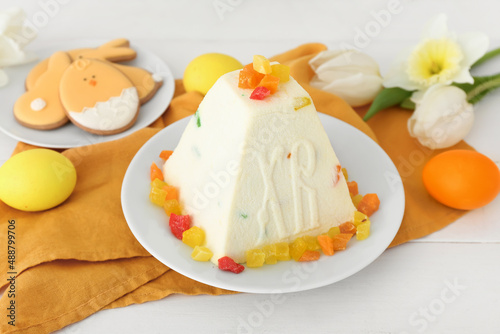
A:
309,49,383,107
0,8,37,87
408,85,474,149
384,14,489,91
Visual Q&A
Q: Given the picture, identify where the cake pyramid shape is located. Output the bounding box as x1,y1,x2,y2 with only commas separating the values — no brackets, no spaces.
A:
163,69,356,263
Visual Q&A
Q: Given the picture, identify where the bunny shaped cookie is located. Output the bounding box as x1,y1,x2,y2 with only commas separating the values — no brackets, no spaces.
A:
14,52,72,130
59,58,140,135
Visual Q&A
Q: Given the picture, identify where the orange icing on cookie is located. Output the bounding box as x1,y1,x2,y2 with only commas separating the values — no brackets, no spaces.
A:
25,39,136,90
113,64,162,103
60,58,136,113
14,51,72,130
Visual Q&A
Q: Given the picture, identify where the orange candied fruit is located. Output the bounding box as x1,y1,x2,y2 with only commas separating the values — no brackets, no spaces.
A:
163,185,179,201
150,162,163,182
298,250,320,262
332,233,353,251
347,181,358,196
339,222,357,235
357,193,380,217
238,64,265,89
257,74,280,94
317,235,334,256
159,150,173,161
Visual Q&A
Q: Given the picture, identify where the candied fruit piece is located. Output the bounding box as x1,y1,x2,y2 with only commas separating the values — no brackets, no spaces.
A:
253,55,272,74
182,226,205,248
332,233,353,251
356,221,371,241
357,193,380,216
238,64,265,89
351,194,363,207
258,74,280,94
353,211,369,227
250,86,271,100
317,235,334,256
159,150,173,161
164,199,182,216
151,178,167,189
149,186,167,206
303,235,321,251
290,237,307,261
246,249,266,268
339,222,357,235
163,185,179,201
270,64,290,83
293,97,311,111
263,244,278,265
218,256,245,274
327,226,340,238
169,213,191,240
298,250,320,262
150,162,163,182
191,246,213,261
347,181,358,196
341,167,348,181
275,242,291,261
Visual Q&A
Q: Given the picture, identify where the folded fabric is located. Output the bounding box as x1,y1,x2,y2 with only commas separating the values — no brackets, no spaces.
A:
0,43,471,333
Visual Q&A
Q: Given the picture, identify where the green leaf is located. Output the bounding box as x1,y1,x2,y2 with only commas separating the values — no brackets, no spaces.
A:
363,87,413,121
399,97,416,110
454,73,500,104
471,47,500,68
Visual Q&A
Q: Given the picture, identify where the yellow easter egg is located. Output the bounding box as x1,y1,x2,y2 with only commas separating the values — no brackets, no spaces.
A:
183,53,243,95
0,149,77,211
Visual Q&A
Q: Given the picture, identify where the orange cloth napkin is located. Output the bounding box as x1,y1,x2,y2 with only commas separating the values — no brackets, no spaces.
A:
0,43,472,333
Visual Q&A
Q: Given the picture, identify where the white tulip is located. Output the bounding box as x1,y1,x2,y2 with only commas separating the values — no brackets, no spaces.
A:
0,8,36,87
309,49,383,107
408,85,474,149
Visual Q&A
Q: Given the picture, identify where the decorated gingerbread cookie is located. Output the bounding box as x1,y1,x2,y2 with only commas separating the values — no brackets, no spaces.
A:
59,58,140,135
14,51,72,130
25,38,136,90
113,64,163,104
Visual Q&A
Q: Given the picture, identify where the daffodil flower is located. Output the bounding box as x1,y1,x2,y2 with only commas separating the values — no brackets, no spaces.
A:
309,50,383,107
0,8,37,88
408,85,474,149
383,14,489,91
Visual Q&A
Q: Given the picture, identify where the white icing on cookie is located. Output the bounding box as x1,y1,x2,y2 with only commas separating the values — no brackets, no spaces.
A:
30,98,47,111
68,87,139,131
152,73,163,82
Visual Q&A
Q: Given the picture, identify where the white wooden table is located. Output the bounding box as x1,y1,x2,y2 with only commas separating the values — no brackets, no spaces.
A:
1,0,499,333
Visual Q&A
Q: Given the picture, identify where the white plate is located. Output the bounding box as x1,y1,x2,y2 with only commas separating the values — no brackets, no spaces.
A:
121,113,405,293
0,40,175,148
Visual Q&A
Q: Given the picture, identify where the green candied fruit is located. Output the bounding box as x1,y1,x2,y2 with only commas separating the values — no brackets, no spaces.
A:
194,109,201,127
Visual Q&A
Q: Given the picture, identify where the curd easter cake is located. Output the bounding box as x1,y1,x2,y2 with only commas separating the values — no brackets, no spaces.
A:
155,55,378,268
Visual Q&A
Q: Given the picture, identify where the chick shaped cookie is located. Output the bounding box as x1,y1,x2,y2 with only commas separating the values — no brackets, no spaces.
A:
14,51,72,130
59,58,140,135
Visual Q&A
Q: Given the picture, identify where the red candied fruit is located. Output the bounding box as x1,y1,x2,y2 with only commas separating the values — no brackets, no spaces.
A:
169,213,191,240
218,256,245,274
250,86,271,100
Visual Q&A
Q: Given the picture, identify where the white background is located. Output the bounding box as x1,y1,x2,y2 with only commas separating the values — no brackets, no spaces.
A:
1,0,500,333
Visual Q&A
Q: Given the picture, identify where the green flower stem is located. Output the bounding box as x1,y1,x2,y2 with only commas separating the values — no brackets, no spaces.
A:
466,73,500,103
471,46,500,68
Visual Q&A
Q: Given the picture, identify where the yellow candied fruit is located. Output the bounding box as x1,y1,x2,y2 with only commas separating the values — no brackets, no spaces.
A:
271,64,290,83
303,235,321,251
356,221,371,240
290,237,307,261
182,226,205,248
163,199,182,216
353,211,369,227
352,194,363,207
263,244,278,265
151,178,168,189
327,226,341,238
149,186,167,206
246,249,266,268
253,55,272,74
293,97,312,111
275,242,291,261
342,167,348,181
191,246,213,261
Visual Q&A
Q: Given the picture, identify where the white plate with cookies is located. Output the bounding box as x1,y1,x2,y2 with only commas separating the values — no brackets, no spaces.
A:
0,39,175,148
